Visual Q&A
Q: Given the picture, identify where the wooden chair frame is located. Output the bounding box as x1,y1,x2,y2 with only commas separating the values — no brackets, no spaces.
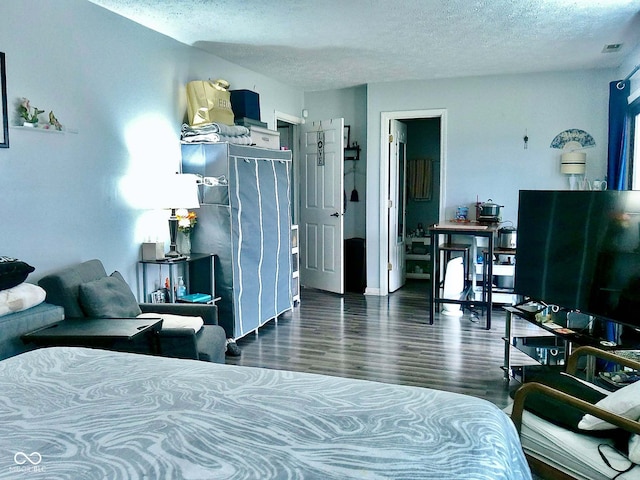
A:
511,346,640,480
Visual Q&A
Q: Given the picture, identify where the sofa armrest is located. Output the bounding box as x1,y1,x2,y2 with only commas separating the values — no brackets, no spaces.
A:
139,302,218,326
511,381,640,435
156,327,199,360
566,346,640,376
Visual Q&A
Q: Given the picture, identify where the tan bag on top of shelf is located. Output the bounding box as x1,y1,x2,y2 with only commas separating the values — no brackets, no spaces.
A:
186,79,234,126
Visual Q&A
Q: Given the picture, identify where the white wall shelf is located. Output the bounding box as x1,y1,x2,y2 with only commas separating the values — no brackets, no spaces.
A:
10,125,78,134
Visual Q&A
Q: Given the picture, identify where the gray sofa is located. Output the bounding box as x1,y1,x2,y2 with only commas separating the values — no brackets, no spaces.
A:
0,302,64,360
38,259,226,363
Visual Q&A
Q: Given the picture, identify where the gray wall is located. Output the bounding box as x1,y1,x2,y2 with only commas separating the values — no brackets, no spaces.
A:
0,0,303,294
364,69,619,293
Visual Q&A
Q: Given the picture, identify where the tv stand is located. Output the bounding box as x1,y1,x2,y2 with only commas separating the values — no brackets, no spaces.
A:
502,306,634,383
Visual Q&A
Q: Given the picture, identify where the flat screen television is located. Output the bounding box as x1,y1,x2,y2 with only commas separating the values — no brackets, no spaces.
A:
514,190,640,330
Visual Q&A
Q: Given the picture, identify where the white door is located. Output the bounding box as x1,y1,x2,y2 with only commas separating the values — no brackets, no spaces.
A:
300,118,345,294
388,119,407,292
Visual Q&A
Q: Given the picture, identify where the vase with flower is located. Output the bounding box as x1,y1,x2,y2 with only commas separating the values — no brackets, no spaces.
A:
176,209,197,255
18,98,44,127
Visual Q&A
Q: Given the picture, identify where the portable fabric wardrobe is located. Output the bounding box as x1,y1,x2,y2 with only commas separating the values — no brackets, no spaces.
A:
181,143,293,339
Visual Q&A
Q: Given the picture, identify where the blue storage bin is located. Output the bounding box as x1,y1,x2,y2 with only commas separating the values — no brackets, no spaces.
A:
230,90,260,121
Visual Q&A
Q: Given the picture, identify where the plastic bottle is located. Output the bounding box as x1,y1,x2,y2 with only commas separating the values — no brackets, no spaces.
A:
177,276,187,298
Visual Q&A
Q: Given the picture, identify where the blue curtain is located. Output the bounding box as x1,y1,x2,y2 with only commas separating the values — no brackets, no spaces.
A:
607,80,630,190
603,80,631,366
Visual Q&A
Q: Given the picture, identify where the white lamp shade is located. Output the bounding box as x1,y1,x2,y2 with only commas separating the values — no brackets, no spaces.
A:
560,152,586,175
156,174,200,210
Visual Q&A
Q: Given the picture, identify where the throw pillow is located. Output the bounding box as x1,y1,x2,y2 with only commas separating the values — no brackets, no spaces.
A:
578,380,640,430
0,256,35,290
78,272,141,318
137,312,203,332
0,283,46,317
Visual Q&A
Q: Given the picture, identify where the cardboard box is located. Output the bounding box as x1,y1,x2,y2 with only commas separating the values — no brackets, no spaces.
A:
250,126,280,150
141,242,165,261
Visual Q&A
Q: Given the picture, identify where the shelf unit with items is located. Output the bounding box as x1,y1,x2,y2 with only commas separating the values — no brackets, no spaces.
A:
139,253,218,304
406,237,431,279
474,247,517,305
502,304,640,385
291,225,300,305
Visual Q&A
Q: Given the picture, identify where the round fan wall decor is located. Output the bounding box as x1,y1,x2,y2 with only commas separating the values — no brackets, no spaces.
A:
550,129,596,149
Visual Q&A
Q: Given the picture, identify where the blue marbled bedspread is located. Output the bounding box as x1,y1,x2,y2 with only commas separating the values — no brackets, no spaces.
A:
0,347,531,479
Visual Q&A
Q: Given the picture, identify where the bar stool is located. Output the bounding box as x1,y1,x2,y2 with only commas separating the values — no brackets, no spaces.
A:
438,242,470,287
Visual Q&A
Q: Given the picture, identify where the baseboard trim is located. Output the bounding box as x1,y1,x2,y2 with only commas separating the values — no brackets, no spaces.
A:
364,287,383,296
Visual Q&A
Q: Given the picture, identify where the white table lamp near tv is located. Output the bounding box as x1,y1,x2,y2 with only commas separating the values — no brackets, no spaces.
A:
560,150,586,190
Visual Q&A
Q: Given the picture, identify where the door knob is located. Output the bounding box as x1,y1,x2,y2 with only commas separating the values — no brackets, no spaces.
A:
330,212,341,217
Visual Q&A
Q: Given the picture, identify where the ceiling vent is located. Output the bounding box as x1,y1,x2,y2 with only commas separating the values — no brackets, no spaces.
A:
602,43,623,53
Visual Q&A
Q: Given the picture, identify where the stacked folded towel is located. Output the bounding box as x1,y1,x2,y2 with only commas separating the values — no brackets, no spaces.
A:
181,123,252,144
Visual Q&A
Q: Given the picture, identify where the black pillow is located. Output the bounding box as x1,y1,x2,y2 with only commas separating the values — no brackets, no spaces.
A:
0,256,35,290
513,372,611,434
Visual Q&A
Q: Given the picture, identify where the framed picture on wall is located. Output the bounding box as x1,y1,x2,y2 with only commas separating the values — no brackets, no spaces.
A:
0,52,8,148
343,125,350,148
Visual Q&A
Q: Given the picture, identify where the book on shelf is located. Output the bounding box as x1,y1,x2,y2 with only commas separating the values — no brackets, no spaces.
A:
176,293,213,304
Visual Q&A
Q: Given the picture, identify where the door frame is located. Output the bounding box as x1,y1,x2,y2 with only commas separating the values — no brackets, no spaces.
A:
274,110,304,225
388,119,407,292
378,109,447,296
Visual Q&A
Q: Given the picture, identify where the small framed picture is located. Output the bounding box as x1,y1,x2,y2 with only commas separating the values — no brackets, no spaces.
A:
343,125,350,148
0,52,9,149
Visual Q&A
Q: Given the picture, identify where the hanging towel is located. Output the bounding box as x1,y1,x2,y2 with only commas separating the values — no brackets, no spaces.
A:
408,158,432,200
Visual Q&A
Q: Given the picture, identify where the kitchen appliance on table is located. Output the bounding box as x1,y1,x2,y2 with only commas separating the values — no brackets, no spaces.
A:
497,226,517,249
476,199,503,224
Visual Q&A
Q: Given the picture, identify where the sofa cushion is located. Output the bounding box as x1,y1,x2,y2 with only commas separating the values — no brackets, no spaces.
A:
78,272,141,318
579,380,640,430
0,303,65,361
0,283,46,317
137,312,203,332
0,257,35,291
39,259,108,318
515,372,612,434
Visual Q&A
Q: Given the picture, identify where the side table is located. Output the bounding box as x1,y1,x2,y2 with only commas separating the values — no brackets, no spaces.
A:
22,317,163,354
139,253,216,303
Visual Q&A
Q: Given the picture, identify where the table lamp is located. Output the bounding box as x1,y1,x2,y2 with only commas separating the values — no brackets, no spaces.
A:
158,174,200,258
560,151,586,190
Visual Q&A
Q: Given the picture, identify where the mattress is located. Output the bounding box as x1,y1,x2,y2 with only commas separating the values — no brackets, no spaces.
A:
0,347,532,479
504,404,640,479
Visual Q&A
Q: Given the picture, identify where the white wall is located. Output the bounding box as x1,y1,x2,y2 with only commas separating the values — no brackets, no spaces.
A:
0,0,303,292
365,69,615,293
618,43,640,101
304,85,367,239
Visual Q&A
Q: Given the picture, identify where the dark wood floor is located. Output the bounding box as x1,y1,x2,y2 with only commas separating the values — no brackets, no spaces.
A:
226,280,537,409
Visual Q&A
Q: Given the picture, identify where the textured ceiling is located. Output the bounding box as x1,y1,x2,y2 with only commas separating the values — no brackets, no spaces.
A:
88,0,640,91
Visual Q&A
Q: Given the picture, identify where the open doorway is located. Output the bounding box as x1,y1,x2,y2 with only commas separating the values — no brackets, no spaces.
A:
379,109,447,296
275,111,303,225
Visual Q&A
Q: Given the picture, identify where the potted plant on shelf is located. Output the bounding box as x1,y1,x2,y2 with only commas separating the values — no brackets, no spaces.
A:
17,98,44,127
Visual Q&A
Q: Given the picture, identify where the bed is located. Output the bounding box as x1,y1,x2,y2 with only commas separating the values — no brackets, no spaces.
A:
0,347,532,479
